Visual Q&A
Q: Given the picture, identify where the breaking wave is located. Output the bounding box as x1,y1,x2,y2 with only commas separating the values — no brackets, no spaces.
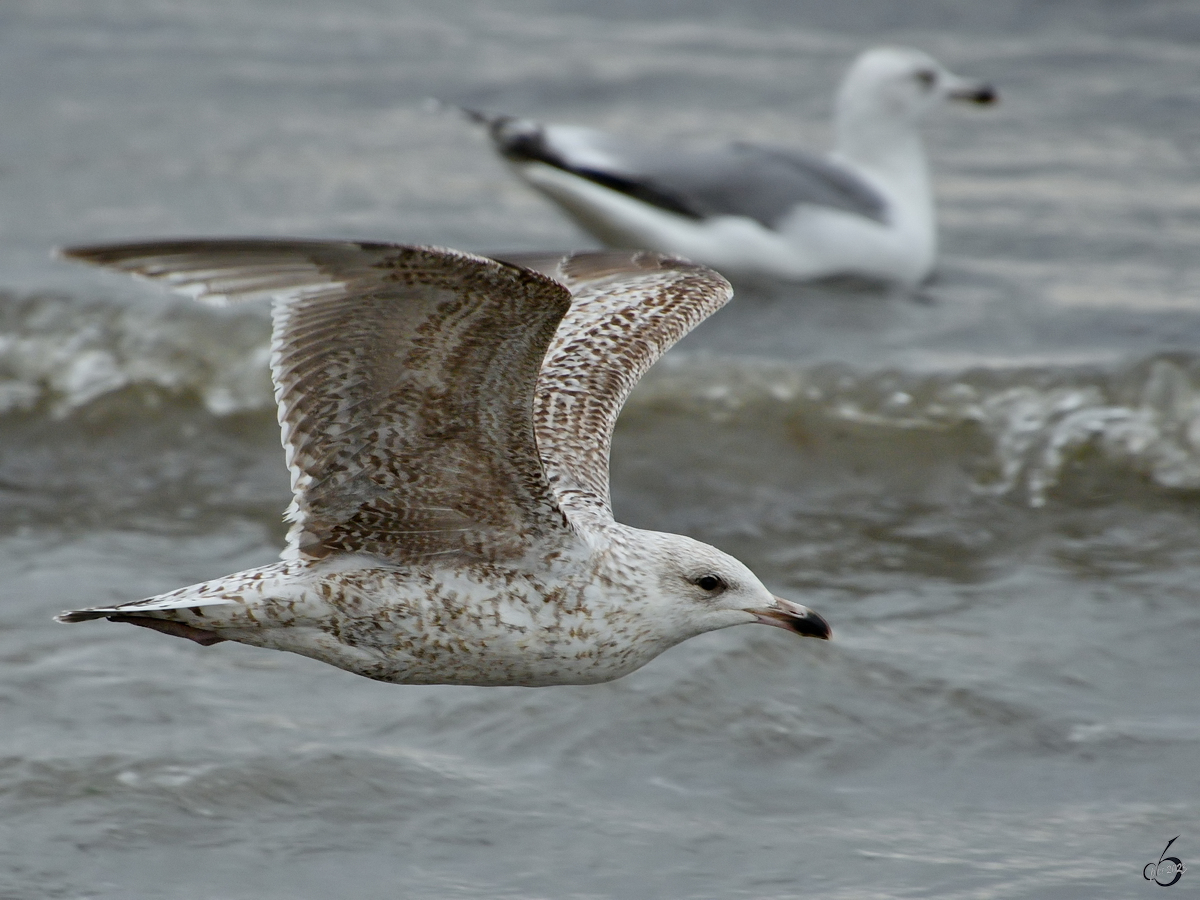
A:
0,292,273,419
5,291,1200,506
640,353,1200,506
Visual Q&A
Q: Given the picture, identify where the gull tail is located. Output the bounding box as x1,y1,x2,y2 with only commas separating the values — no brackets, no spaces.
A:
426,98,509,130
56,608,122,623
56,594,240,645
432,100,551,164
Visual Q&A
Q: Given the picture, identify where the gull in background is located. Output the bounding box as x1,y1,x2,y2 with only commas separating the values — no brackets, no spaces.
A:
57,241,830,686
466,47,996,286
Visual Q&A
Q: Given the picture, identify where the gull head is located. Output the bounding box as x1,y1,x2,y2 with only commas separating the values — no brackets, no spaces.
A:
836,46,997,129
619,530,831,645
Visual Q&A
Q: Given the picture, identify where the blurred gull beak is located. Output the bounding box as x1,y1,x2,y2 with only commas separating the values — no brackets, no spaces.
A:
748,596,832,640
946,74,998,105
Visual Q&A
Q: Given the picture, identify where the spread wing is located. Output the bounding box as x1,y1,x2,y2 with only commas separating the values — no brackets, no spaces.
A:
61,239,575,564
497,250,734,529
480,113,888,227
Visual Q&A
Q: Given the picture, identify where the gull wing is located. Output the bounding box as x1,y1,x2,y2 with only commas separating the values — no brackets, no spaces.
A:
62,240,576,564
483,114,888,227
499,250,734,529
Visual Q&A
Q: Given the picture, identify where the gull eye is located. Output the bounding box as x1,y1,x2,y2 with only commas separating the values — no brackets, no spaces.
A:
694,574,726,593
915,69,937,89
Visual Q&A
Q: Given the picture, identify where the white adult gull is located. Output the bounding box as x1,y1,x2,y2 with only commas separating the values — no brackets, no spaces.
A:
56,240,830,686
466,47,996,286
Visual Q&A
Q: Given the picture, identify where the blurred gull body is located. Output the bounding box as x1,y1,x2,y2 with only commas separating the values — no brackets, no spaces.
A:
469,47,996,285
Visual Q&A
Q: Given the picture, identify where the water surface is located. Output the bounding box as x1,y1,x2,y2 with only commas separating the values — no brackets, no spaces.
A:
2,2,1199,897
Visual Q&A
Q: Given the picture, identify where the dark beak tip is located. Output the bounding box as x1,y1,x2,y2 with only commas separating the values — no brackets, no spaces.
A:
793,610,832,640
972,85,998,105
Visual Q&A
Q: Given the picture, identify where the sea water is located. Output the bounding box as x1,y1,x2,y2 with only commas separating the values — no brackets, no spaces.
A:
2,2,1199,897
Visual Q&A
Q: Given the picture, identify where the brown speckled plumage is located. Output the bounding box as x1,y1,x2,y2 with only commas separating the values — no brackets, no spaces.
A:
56,240,830,686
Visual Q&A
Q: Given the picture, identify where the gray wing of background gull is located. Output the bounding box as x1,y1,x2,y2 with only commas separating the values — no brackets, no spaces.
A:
62,241,733,559
476,112,889,227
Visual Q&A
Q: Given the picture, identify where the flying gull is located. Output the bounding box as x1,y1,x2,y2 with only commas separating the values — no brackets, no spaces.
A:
56,240,830,686
466,47,996,285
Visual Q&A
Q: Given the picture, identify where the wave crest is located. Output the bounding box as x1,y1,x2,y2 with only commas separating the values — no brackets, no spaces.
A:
0,293,274,418
642,353,1200,505
6,291,1200,506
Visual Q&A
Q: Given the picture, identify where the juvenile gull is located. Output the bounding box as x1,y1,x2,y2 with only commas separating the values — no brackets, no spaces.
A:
56,241,830,686
467,47,996,286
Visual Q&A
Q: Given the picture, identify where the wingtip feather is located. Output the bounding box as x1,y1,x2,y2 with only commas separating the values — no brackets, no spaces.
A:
55,609,110,624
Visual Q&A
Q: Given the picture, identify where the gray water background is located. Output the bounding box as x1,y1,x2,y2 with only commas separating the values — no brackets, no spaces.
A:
3,1,1200,897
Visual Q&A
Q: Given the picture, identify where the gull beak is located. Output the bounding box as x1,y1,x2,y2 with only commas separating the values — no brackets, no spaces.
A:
946,77,998,105
748,596,832,640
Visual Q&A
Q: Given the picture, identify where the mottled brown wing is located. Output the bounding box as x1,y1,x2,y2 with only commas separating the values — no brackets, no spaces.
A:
62,240,577,564
527,250,734,528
